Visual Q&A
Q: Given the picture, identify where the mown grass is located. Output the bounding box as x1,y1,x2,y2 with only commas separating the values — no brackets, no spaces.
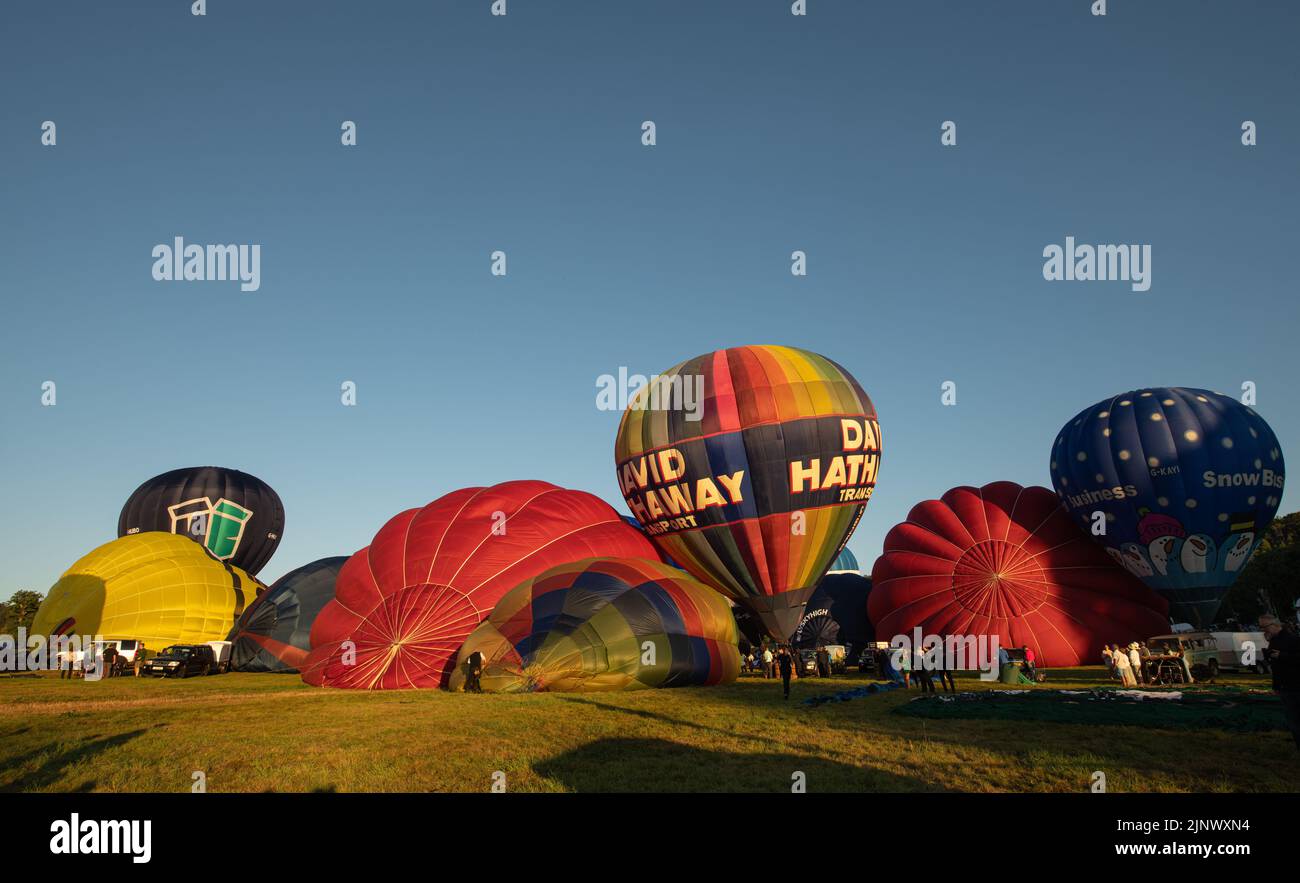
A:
0,668,1293,793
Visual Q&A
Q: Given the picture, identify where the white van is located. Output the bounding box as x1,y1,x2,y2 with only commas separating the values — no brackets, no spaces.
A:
204,641,233,674
1147,631,1267,679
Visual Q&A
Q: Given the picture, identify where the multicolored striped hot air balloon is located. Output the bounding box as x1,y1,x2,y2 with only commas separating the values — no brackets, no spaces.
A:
614,345,880,640
447,557,740,692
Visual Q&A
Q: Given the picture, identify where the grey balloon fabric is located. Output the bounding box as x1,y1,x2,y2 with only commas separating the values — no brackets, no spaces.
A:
227,557,347,673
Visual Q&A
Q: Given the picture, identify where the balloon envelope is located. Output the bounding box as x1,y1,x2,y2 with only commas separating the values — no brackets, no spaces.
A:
869,482,1170,666
31,532,262,647
301,481,659,689
614,345,880,641
792,572,873,651
448,557,740,692
826,546,861,574
227,556,347,673
1050,388,1285,626
118,466,285,576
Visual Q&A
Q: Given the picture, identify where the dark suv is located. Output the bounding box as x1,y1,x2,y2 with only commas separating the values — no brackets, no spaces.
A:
141,644,216,678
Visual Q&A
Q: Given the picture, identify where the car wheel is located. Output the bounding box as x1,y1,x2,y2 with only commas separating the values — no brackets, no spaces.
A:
201,662,212,676
179,668,188,679
1207,659,1219,680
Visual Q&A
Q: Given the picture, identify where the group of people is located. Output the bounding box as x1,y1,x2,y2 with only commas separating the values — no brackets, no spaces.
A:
57,644,146,679
888,647,957,693
1101,642,1159,687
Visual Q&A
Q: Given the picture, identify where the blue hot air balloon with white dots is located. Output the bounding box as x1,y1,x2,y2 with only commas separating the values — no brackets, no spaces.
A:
1049,388,1285,627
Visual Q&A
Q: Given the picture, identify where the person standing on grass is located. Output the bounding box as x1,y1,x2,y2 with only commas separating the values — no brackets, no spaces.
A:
915,654,935,694
1113,645,1137,687
1101,644,1114,676
465,650,484,693
897,645,912,689
1127,643,1144,685
776,645,795,699
1260,614,1300,751
937,660,956,693
763,646,774,679
1023,646,1038,681
134,643,146,677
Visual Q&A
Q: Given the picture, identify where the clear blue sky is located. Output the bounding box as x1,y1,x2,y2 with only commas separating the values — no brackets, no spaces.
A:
2,1,1296,593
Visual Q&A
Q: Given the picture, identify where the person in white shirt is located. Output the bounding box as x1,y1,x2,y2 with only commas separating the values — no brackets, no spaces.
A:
1113,646,1137,687
762,647,774,679
1127,643,1144,685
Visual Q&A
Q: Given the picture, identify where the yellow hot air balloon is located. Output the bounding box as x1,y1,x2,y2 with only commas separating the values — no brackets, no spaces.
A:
31,532,262,647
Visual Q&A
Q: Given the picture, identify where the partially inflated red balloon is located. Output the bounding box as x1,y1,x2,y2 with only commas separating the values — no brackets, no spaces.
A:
868,482,1169,666
301,480,658,689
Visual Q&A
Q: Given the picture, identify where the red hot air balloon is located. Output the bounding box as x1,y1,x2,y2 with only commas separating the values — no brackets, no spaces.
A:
301,480,658,689
868,482,1169,667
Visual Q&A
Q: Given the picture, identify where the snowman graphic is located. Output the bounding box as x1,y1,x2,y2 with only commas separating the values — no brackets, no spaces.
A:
1179,534,1216,574
1219,532,1255,572
1147,535,1183,576
1118,543,1155,578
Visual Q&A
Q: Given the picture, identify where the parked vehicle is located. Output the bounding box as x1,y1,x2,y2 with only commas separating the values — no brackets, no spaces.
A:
90,639,145,664
204,641,233,674
797,645,848,676
1146,631,1268,681
141,644,217,678
856,641,893,674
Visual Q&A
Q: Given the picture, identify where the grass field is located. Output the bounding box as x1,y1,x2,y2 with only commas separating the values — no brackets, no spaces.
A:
1,668,1295,793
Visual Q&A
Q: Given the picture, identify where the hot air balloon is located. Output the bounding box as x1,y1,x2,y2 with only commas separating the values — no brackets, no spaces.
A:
868,482,1170,667
790,594,841,650
826,546,861,574
614,345,881,641
1050,388,1286,626
791,571,873,651
447,557,740,692
301,480,658,690
30,532,262,647
227,557,347,673
118,466,285,576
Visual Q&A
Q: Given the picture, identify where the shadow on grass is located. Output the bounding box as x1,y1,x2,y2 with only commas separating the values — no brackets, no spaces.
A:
534,736,944,793
1,728,150,792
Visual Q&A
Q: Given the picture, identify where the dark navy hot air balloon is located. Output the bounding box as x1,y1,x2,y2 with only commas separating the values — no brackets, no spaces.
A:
227,557,347,673
118,467,285,576
1050,388,1285,627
